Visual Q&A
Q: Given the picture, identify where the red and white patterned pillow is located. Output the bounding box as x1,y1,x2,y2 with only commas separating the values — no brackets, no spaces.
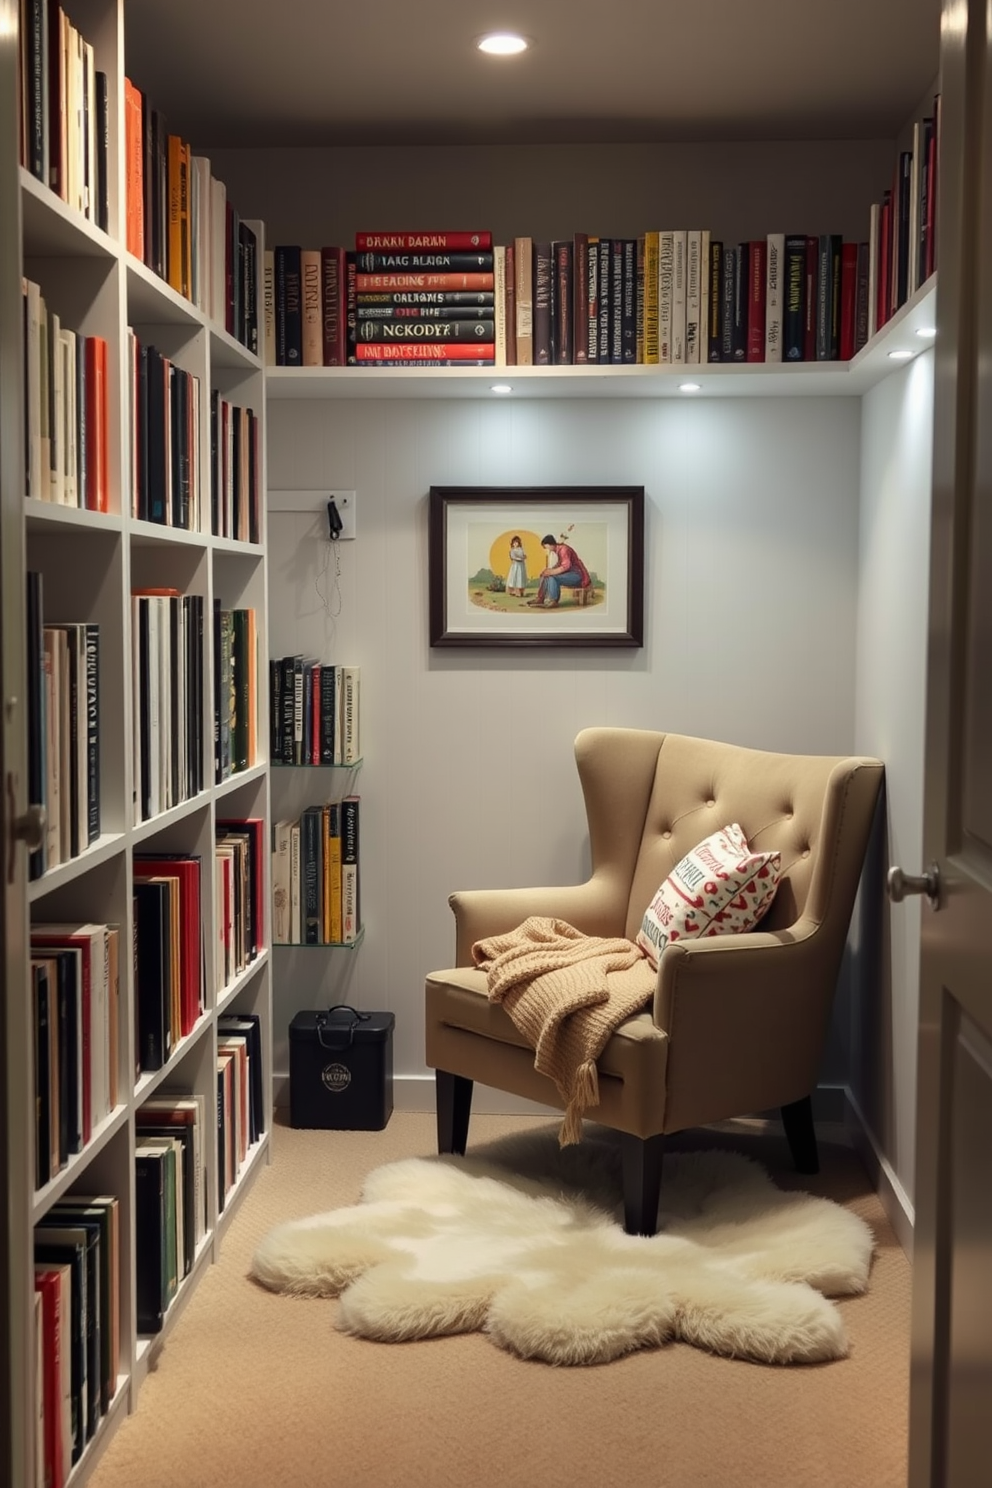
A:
636,823,782,970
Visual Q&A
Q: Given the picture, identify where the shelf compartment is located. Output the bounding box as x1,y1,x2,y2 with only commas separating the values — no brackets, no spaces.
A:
27,832,127,902
216,948,270,1016
31,1103,130,1221
20,167,117,260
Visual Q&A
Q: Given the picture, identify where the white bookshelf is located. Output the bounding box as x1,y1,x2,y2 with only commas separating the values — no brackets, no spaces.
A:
2,1,271,1483
264,280,937,401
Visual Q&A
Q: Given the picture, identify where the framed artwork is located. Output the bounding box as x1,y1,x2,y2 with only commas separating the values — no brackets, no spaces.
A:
428,485,645,648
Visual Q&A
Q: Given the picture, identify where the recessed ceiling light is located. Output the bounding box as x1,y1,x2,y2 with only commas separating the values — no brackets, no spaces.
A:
679,382,701,392
888,349,913,361
477,32,528,55
490,383,513,394
916,326,937,338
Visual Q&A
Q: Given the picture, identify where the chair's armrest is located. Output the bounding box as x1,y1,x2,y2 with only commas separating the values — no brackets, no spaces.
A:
652,920,831,1129
450,880,624,966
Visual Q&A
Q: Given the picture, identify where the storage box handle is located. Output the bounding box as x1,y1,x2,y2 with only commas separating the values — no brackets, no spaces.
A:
316,1004,371,1051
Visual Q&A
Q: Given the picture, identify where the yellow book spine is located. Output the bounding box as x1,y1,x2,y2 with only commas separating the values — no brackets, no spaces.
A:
167,135,184,294
643,231,660,364
328,804,343,944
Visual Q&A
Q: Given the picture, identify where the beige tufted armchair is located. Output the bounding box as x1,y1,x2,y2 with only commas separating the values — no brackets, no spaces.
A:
425,728,884,1235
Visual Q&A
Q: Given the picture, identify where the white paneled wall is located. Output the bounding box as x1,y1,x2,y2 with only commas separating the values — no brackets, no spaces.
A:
266,394,862,1096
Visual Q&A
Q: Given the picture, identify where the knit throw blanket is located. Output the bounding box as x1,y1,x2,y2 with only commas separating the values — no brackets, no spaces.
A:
472,917,656,1145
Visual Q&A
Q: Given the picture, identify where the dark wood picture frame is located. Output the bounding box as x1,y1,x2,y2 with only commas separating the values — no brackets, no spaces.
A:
428,485,644,648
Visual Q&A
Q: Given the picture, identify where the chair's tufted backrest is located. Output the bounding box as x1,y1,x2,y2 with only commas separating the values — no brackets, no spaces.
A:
573,730,882,946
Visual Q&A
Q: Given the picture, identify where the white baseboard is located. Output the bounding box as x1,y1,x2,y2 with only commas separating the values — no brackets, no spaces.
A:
842,1086,915,1259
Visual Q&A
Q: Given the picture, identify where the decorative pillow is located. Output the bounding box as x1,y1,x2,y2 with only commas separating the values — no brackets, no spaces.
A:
636,823,782,970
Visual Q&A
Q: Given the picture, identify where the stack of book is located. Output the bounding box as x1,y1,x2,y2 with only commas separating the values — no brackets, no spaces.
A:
122,80,258,352
215,819,265,991
209,391,260,542
265,233,495,367
26,574,101,881
18,4,110,231
34,1192,120,1483
22,281,109,511
30,922,121,1184
272,796,360,946
125,332,201,528
213,603,258,783
131,589,205,821
269,656,360,765
133,853,204,1071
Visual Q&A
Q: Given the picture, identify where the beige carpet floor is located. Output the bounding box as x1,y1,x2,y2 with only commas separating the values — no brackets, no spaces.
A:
89,1113,911,1488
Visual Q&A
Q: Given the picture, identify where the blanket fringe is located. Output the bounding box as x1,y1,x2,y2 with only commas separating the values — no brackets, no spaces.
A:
559,1059,600,1147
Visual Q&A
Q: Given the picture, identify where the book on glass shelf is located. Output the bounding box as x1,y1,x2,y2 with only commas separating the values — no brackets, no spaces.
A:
341,795,360,943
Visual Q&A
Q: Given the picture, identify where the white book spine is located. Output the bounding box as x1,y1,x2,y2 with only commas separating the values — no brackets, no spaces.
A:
765,232,784,363
658,232,674,364
342,665,360,764
61,329,78,506
84,40,95,223
50,310,63,503
684,230,701,365
23,279,42,500
671,231,687,365
494,244,507,367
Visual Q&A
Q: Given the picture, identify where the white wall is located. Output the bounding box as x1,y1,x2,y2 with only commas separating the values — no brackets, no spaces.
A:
267,394,862,1094
851,349,934,1210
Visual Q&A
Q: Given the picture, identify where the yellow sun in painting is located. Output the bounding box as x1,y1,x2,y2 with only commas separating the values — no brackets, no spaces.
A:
489,530,544,587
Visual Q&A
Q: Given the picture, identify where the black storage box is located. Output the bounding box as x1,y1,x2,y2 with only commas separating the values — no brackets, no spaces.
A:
288,1006,394,1130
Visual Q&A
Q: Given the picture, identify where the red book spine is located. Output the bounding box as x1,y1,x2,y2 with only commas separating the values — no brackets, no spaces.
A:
320,246,346,365
355,342,495,361
803,236,818,362
839,242,859,361
747,239,766,362
33,1270,64,1488
356,231,492,251
83,336,108,512
355,272,494,292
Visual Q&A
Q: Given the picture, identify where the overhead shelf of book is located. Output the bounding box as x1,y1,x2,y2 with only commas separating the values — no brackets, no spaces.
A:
265,280,937,402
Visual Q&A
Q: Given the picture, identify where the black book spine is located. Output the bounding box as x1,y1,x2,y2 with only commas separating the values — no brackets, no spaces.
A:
707,240,723,362
33,964,51,1185
177,369,191,528
302,662,313,766
168,598,180,803
141,90,154,265
356,251,494,272
65,626,81,859
275,245,302,365
57,952,81,1154
135,880,169,1071
210,388,219,535
270,658,282,762
95,72,109,232
136,598,150,817
597,239,611,364
621,238,637,363
855,241,871,353
609,240,624,364
783,235,806,360
134,1152,166,1330
146,347,166,522
302,808,321,944
897,151,912,309
532,242,553,366
732,244,748,361
26,0,45,182
85,625,99,844
720,245,736,361
319,664,336,764
353,319,494,341
282,655,296,765
242,222,258,354
356,301,494,319
829,235,843,360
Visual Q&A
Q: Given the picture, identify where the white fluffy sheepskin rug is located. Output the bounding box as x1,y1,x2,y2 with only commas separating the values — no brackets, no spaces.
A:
250,1127,874,1367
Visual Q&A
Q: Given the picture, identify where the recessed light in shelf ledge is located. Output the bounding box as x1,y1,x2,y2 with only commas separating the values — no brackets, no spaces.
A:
679,382,701,392
490,383,513,394
477,32,529,54
888,349,914,361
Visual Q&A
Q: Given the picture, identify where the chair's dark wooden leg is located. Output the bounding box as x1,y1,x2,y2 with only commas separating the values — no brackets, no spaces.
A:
621,1132,665,1236
435,1070,473,1155
781,1094,819,1173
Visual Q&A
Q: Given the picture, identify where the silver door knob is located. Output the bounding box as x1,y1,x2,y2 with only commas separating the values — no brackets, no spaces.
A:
887,862,941,910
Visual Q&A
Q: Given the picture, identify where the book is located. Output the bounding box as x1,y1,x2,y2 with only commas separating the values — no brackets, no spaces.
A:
134,1141,170,1332
341,795,360,943
354,343,495,362
33,1262,72,1482
355,272,494,292
355,231,492,251
320,245,346,365
301,248,322,367
274,244,302,365
356,251,493,273
513,237,533,366
341,665,360,764
50,1195,120,1413
783,235,806,360
533,241,552,365
685,230,702,364
765,233,784,363
747,239,767,363
354,319,493,341
133,879,172,1071
34,1228,90,1458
